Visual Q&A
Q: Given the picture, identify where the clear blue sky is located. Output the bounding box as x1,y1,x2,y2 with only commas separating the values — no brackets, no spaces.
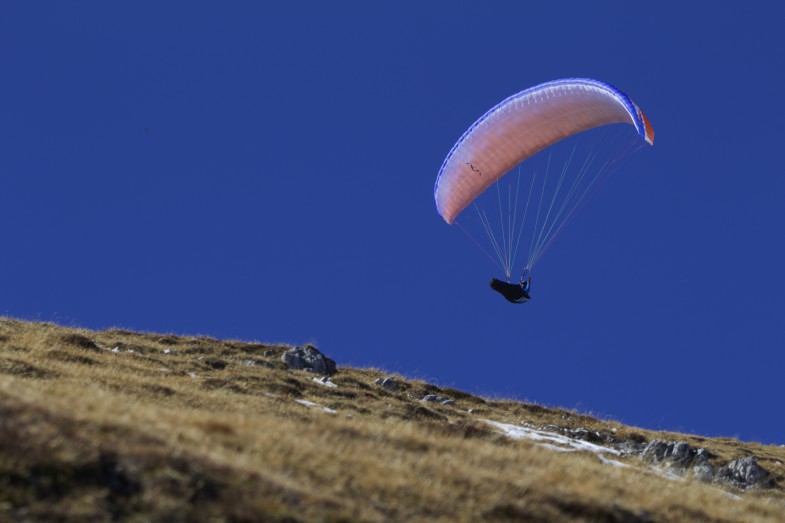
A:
3,2,784,443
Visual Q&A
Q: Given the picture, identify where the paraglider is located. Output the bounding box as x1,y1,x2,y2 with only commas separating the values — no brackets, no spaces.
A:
434,78,654,303
490,276,531,304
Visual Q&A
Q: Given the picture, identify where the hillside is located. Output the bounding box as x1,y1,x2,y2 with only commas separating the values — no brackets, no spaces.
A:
0,317,783,522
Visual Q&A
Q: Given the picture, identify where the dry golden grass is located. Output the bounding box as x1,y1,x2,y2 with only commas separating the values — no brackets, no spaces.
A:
0,317,783,522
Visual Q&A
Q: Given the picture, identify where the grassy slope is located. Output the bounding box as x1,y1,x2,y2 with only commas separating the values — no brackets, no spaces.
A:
0,317,783,522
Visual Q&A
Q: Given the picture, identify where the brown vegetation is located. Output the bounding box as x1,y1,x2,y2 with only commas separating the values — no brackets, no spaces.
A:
0,317,783,522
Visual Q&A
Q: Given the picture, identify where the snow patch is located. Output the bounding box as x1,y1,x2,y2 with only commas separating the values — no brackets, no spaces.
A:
313,377,337,388
483,420,619,455
295,399,336,414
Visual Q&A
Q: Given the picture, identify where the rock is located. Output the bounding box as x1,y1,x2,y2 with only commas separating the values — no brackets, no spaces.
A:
640,440,709,469
616,432,648,456
616,440,647,456
281,345,337,376
263,350,276,357
562,428,606,444
636,440,778,488
716,457,773,489
639,440,722,482
421,394,455,405
691,449,715,482
374,377,399,392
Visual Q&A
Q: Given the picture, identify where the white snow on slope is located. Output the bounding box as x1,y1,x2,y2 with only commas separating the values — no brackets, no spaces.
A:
483,420,620,456
312,377,338,388
483,420,631,468
295,399,336,414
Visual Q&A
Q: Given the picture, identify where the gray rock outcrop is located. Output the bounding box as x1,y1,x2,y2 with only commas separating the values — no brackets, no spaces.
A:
637,439,774,489
640,440,716,481
641,440,713,469
281,345,337,376
716,457,773,489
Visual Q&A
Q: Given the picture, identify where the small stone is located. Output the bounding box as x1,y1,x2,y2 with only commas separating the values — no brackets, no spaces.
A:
374,377,399,392
421,394,454,405
313,376,337,388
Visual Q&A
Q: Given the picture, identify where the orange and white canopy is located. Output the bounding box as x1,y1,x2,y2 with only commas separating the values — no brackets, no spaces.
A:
434,78,654,224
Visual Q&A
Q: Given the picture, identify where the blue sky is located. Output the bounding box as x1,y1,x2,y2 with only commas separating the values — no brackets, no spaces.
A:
3,2,784,443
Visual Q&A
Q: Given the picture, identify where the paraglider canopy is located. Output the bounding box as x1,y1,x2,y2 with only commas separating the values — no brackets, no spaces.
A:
434,78,654,225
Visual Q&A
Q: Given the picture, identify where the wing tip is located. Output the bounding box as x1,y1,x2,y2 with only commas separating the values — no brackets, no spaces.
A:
636,105,655,145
